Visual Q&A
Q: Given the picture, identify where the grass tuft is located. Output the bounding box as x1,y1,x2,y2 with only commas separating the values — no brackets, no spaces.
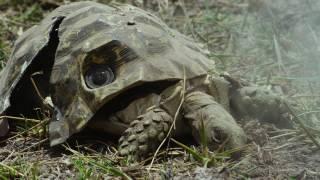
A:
65,145,133,180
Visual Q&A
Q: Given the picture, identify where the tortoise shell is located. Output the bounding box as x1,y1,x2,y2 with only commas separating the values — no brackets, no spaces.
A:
0,2,215,144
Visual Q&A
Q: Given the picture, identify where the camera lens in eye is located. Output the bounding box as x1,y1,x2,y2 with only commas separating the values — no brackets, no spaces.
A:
85,65,115,88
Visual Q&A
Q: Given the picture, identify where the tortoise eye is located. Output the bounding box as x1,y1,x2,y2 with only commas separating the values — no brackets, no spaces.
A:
85,64,115,89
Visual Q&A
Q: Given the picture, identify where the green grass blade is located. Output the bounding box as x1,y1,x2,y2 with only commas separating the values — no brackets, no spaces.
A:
171,138,207,164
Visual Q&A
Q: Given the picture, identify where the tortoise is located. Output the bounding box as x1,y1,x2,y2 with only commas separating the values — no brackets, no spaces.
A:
0,2,291,160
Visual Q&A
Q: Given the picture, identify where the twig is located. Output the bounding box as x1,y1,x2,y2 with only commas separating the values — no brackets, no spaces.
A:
30,72,45,102
21,138,48,152
1,150,15,163
273,34,288,75
268,129,297,134
0,119,48,143
293,95,320,98
270,131,298,140
307,23,320,49
30,72,53,110
304,126,320,134
141,148,183,164
297,110,320,117
0,115,41,123
147,67,186,172
272,142,293,151
284,102,320,150
287,134,306,142
230,154,252,170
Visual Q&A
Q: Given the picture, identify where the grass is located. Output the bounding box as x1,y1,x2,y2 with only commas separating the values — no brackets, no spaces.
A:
0,1,43,70
66,146,132,180
0,158,40,178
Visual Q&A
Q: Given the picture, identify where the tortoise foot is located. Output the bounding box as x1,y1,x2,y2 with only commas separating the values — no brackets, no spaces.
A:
118,107,173,161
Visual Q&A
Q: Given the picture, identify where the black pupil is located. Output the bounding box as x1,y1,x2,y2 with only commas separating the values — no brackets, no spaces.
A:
92,69,108,85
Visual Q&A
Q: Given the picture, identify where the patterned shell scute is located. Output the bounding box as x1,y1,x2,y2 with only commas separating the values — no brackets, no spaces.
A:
51,2,214,86
0,17,62,114
0,1,104,115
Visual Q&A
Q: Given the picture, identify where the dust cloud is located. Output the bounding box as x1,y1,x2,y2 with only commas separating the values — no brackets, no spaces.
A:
229,0,320,128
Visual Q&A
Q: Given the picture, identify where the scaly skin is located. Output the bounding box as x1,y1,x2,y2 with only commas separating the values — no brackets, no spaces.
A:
118,107,173,160
184,91,247,151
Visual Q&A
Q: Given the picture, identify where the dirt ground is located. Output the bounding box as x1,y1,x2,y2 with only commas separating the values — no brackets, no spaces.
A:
0,0,320,179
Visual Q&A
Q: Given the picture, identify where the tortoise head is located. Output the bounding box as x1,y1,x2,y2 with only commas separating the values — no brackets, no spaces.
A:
48,2,212,145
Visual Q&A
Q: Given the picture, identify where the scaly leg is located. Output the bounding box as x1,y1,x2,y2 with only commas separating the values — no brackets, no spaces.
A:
183,91,247,151
118,107,173,160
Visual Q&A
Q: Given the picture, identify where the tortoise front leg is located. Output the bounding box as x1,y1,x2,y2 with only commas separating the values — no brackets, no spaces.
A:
183,91,247,151
118,107,173,161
